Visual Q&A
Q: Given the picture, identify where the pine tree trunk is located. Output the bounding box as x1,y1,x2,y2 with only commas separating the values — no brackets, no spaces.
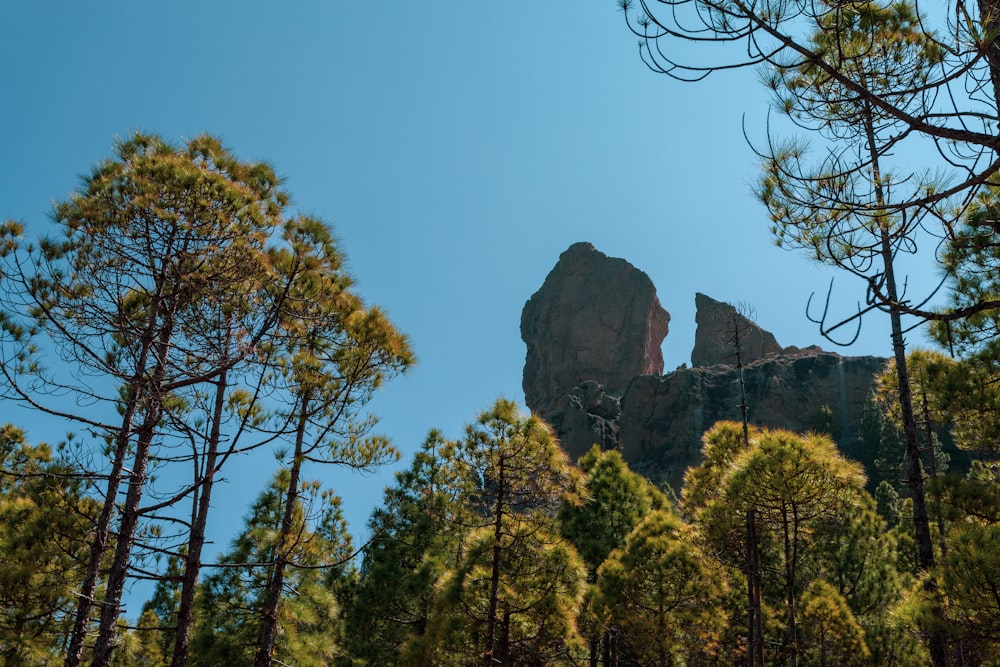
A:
747,509,764,667
64,338,159,667
91,311,176,667
171,370,229,667
483,451,506,667
90,414,163,666
783,507,798,667
63,404,138,667
862,106,946,666
254,395,310,667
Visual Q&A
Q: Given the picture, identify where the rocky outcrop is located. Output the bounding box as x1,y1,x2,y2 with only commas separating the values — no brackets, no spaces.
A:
691,293,783,367
544,381,622,457
617,352,886,491
521,243,889,488
520,242,670,416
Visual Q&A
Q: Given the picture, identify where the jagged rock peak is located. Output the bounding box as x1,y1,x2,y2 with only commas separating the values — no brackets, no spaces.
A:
521,242,670,415
691,293,783,367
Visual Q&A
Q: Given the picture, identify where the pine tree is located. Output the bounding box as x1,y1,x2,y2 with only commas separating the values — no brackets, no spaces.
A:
0,425,96,664
188,471,352,667
0,133,291,667
400,399,586,666
797,580,870,667
559,445,668,664
344,432,465,664
593,510,727,666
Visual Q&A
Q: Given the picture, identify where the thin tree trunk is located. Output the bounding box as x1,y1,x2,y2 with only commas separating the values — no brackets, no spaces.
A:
733,316,764,667
65,227,181,667
483,451,506,667
657,580,667,666
171,368,229,667
63,396,140,667
746,510,756,667
253,395,311,667
497,601,511,666
65,341,160,667
919,382,948,559
783,505,798,667
863,106,946,666
747,509,764,667
90,417,163,666
91,309,176,667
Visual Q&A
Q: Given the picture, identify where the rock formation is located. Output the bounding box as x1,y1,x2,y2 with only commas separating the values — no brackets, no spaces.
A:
521,244,889,491
616,352,886,491
691,293,783,367
520,242,670,415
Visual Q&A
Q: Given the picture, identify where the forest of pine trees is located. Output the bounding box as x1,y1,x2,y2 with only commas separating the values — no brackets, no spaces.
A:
5,380,1000,665
7,0,1000,657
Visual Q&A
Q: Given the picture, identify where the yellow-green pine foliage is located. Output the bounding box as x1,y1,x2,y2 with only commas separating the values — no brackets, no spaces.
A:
879,349,1000,455
0,425,96,665
405,399,586,665
937,523,1000,658
560,445,668,573
798,580,870,667
344,432,466,664
189,471,351,666
594,510,728,665
685,422,910,664
412,520,588,666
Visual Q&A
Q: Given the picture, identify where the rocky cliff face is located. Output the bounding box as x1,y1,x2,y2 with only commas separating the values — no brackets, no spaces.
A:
521,242,670,415
616,352,886,490
521,244,888,492
691,293,784,367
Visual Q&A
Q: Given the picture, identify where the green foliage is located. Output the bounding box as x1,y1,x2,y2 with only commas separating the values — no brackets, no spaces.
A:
454,398,583,523
344,432,465,664
412,521,587,666
248,217,411,666
0,132,303,666
760,1,942,266
559,445,668,573
808,494,911,664
138,551,184,661
440,399,584,665
0,425,96,664
267,214,413,472
882,348,1000,456
798,580,870,667
938,523,1000,649
189,471,353,667
558,445,671,663
812,404,839,439
0,133,413,666
875,480,904,526
347,400,589,666
859,395,907,493
681,420,756,514
933,185,1000,364
110,612,169,667
593,510,728,665
687,422,904,664
8,132,287,382
930,470,1000,525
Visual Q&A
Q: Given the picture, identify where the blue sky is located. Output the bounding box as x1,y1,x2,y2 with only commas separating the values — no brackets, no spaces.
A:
0,1,934,608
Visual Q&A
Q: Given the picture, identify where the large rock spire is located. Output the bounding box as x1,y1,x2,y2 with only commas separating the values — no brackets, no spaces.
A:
520,242,670,416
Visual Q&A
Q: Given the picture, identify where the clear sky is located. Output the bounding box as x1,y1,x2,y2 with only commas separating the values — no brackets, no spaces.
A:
0,1,937,609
